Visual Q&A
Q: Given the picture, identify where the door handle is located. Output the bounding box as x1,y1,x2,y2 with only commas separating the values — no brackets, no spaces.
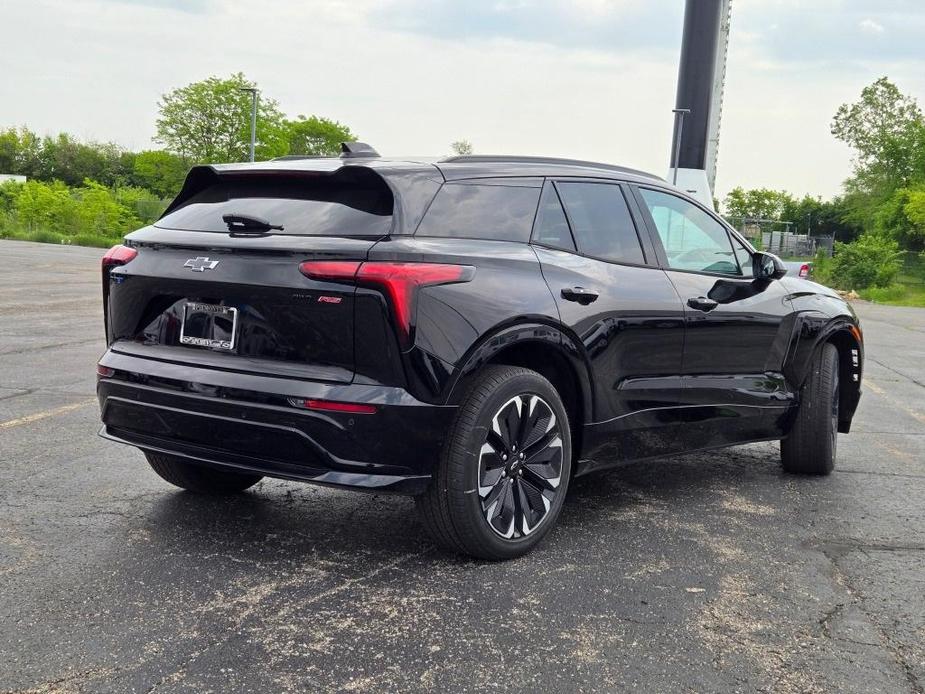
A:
687,296,718,312
561,287,599,305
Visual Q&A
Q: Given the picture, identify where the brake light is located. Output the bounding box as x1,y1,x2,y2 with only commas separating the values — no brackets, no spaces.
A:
288,397,377,414
299,260,475,347
96,364,115,378
799,263,810,278
298,260,361,281
357,262,472,344
102,245,137,269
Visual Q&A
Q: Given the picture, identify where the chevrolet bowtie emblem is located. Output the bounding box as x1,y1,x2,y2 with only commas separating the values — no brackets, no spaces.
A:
184,257,220,272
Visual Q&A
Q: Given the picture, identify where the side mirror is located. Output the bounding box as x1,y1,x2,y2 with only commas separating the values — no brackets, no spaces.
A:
753,251,787,280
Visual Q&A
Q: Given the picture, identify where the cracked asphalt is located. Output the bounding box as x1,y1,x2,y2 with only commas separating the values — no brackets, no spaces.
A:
1,239,924,693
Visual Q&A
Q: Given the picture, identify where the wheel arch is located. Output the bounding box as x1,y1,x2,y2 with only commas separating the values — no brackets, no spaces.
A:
787,315,862,434
443,322,593,457
825,327,863,433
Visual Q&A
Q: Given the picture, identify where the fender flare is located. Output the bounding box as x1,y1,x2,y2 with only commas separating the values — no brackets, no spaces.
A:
441,319,595,423
784,312,863,391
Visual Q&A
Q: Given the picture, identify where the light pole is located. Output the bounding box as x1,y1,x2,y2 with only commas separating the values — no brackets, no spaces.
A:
670,108,691,185
239,87,258,162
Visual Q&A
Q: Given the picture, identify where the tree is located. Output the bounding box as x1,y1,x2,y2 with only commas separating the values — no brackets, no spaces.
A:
873,185,925,251
450,140,474,155
831,77,925,190
284,115,354,156
0,127,45,179
155,73,288,163
132,150,188,198
722,187,794,222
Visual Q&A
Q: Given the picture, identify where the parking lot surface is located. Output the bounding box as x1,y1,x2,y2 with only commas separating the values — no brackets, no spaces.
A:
1,239,924,693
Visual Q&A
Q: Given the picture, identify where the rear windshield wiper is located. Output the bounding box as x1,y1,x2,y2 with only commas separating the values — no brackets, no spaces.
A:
222,213,284,235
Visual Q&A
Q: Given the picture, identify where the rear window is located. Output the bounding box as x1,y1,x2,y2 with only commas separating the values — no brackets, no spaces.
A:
156,169,393,236
415,179,542,242
556,182,645,264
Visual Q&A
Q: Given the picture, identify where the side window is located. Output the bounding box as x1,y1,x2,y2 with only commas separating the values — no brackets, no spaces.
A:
638,188,741,276
729,234,754,278
415,179,541,242
532,184,575,252
555,182,645,264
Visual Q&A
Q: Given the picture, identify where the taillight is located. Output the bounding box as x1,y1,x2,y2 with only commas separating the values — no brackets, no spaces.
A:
799,264,809,278
102,245,138,342
299,260,475,348
287,397,377,414
298,260,361,281
102,244,138,269
96,364,115,378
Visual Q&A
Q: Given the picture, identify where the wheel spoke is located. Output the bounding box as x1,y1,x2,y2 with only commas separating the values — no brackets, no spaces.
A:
515,477,551,536
523,435,563,490
521,397,555,450
492,396,523,451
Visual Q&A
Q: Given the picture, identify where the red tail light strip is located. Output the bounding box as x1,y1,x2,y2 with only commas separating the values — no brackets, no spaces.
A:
102,245,138,269
298,260,361,281
298,260,475,347
288,397,377,414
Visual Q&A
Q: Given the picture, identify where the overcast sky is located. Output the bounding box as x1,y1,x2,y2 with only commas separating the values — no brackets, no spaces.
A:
3,0,924,201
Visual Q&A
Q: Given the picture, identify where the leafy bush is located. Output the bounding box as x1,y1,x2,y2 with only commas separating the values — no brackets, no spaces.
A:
812,248,833,285
829,234,904,289
0,177,166,245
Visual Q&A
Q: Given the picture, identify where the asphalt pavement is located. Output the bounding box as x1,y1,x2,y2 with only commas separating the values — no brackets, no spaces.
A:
1,239,924,693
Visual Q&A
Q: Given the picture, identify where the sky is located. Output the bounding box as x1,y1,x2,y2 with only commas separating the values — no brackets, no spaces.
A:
2,0,924,201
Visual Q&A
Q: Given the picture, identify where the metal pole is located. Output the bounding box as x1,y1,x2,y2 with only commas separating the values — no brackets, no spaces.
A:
239,87,258,162
249,90,257,162
671,108,690,185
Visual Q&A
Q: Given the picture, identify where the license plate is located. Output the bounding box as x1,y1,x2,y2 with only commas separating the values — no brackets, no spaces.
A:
179,302,238,351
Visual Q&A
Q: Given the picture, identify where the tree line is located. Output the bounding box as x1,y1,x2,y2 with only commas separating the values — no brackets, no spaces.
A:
723,77,925,294
0,73,357,246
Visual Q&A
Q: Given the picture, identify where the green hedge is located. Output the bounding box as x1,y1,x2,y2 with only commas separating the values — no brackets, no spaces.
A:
0,178,167,247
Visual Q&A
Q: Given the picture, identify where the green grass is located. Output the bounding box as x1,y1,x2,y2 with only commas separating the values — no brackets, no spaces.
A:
0,227,123,248
858,283,925,307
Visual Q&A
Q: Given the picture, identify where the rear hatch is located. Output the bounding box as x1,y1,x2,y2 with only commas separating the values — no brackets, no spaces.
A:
105,166,394,383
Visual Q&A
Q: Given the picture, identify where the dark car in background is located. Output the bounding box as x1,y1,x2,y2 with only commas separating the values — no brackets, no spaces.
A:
97,146,863,559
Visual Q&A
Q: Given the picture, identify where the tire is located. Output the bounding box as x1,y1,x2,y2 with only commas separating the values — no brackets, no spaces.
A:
144,452,263,494
416,365,572,560
781,343,839,475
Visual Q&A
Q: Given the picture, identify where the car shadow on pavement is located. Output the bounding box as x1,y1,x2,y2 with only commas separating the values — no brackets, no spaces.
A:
130,442,788,565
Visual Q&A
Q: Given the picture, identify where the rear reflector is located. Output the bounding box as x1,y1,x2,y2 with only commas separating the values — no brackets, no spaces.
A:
102,245,138,269
288,397,377,414
298,260,475,347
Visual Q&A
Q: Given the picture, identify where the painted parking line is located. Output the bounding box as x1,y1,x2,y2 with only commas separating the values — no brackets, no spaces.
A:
0,398,97,430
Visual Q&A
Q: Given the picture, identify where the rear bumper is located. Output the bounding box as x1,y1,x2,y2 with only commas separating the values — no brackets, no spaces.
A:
96,349,456,495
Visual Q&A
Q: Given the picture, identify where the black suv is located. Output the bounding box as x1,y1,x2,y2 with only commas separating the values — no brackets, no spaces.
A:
97,147,863,559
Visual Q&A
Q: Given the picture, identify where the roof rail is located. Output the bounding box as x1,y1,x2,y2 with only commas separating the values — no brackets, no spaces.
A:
438,155,662,181
272,154,328,161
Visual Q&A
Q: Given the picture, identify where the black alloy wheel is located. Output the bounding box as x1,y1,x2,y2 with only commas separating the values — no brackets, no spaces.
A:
416,365,572,560
478,394,564,539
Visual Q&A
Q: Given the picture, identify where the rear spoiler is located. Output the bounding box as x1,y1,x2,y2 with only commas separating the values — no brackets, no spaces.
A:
160,161,444,235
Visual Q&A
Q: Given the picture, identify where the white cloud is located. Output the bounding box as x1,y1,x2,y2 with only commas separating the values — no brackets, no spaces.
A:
1,0,923,202
858,18,886,35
